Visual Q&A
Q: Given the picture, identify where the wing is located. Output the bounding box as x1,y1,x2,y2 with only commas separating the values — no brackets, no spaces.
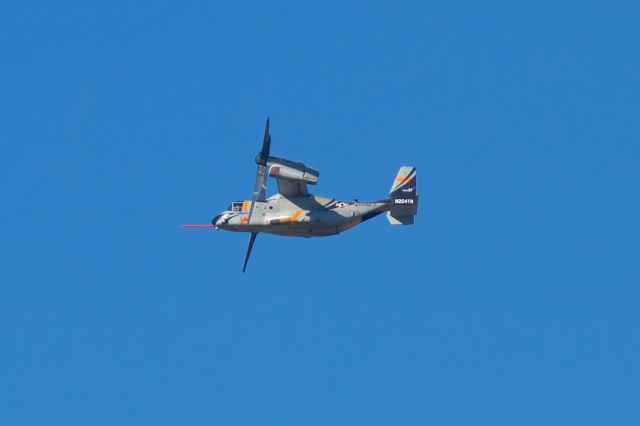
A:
276,177,309,197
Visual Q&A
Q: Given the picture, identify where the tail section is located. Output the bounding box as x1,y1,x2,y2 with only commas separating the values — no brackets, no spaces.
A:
389,166,417,199
387,166,418,225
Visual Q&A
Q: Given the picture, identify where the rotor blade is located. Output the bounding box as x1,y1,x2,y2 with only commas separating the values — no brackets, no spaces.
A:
253,164,267,201
259,117,271,160
242,232,258,273
247,164,267,224
182,224,216,229
248,118,270,224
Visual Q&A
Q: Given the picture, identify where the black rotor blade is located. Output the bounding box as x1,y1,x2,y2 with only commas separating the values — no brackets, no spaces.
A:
247,164,267,224
259,117,271,160
249,118,270,225
242,232,258,273
253,164,267,202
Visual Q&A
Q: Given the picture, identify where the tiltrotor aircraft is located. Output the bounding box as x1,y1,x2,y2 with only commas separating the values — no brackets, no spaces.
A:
184,118,419,272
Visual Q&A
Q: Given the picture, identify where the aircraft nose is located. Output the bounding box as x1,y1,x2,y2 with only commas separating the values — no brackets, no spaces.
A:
211,214,223,226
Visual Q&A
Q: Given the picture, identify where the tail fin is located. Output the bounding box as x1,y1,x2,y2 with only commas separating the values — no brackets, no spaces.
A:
387,166,418,225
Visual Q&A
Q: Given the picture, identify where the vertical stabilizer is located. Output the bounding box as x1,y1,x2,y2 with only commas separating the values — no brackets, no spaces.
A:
387,166,418,225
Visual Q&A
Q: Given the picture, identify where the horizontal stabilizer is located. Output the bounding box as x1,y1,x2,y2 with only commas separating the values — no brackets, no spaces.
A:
386,212,415,225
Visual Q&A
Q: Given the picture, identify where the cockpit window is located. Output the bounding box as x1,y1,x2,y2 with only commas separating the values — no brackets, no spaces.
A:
228,201,244,212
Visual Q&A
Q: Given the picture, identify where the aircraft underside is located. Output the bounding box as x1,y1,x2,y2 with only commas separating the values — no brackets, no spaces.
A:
248,222,355,237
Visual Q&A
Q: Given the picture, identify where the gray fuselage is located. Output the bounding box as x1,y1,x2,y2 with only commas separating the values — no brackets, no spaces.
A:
213,194,389,237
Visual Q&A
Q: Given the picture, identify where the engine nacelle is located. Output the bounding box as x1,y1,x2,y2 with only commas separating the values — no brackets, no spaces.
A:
267,157,319,185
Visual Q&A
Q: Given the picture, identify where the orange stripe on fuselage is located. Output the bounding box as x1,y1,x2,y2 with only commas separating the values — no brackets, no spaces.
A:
242,201,250,211
291,209,303,221
240,217,249,223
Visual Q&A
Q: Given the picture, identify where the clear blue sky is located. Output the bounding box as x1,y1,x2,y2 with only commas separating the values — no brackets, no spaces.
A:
1,1,639,425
